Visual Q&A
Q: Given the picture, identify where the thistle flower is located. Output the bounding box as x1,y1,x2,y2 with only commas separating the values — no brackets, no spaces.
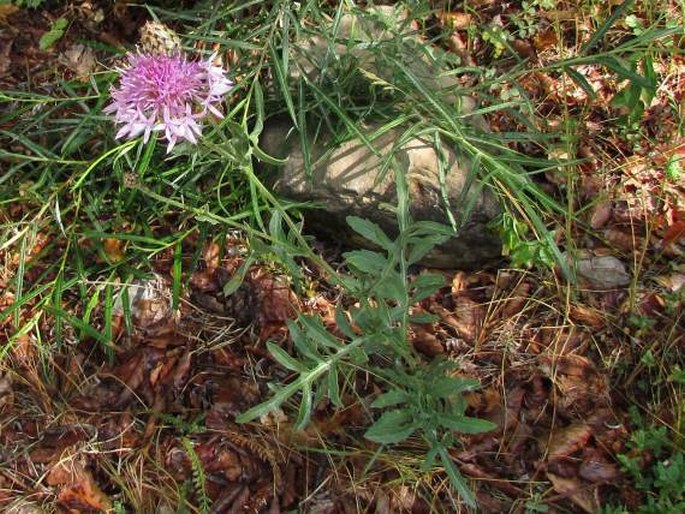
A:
105,53,232,153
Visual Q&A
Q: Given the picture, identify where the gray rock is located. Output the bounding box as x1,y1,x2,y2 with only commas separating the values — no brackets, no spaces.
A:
261,120,502,269
575,255,631,289
259,6,502,269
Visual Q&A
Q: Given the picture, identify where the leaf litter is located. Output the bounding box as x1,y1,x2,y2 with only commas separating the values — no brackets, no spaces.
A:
0,1,684,513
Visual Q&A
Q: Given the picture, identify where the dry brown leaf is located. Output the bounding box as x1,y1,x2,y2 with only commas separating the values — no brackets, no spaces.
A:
203,241,221,273
545,423,593,460
579,448,620,483
0,4,19,23
589,201,613,229
569,304,606,330
440,11,473,30
546,472,599,513
103,238,125,262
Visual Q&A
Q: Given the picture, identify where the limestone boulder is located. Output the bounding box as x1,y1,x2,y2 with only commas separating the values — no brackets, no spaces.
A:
261,120,502,269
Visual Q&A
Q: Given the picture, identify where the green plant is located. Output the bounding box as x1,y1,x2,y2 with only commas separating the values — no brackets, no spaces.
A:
496,211,557,269
39,17,68,50
181,437,211,514
1,0,46,7
508,0,557,39
604,416,685,513
237,207,496,506
367,359,496,506
610,54,658,126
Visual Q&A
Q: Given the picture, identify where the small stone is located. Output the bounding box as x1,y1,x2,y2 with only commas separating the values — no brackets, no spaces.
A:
576,255,631,289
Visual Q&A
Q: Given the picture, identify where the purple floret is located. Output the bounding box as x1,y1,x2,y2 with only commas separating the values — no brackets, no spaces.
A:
105,53,233,153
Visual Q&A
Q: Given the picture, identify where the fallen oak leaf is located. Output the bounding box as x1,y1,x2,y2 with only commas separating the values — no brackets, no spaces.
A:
48,455,112,513
662,219,685,246
544,423,593,461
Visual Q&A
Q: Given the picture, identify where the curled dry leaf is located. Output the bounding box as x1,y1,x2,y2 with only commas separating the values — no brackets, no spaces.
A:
58,44,97,81
569,304,606,330
589,201,613,229
545,423,593,460
579,448,620,483
546,472,599,514
48,456,112,512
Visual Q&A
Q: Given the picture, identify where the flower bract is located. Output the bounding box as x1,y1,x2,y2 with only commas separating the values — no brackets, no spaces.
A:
105,53,232,153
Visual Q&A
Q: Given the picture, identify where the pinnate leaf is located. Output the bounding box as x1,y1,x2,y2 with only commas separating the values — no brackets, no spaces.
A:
365,409,418,444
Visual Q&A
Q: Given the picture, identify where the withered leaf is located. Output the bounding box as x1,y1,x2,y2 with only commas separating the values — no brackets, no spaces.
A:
545,423,593,460
579,448,620,483
546,472,599,514
49,456,112,512
589,201,613,229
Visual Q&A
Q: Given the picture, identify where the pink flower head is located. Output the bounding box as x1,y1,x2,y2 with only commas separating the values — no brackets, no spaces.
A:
105,53,233,153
